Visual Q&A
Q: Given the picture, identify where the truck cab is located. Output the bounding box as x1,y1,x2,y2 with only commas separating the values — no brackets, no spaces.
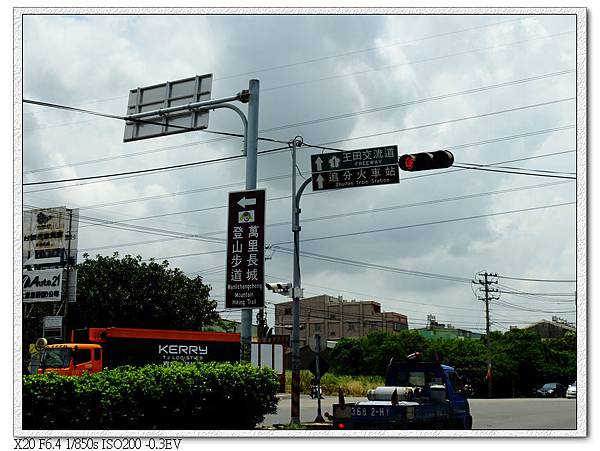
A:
38,344,103,376
332,355,472,430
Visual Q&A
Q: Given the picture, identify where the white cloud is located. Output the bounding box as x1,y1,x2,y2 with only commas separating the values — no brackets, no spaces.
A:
20,12,579,330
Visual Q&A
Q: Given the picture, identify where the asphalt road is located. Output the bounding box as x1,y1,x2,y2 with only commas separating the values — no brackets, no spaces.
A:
261,395,577,430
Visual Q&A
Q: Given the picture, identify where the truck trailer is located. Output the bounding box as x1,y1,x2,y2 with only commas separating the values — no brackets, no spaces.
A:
33,327,285,389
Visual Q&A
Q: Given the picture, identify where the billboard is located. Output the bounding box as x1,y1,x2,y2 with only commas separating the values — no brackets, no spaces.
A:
22,207,78,267
22,268,64,303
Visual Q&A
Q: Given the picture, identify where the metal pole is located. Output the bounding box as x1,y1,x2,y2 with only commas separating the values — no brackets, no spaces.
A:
290,138,301,424
314,334,324,423
240,79,260,364
63,209,73,343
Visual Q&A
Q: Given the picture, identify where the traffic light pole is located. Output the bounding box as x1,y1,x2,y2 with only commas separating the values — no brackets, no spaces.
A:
290,136,312,424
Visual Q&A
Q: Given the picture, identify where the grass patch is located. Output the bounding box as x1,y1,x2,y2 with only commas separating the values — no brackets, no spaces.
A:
284,370,384,397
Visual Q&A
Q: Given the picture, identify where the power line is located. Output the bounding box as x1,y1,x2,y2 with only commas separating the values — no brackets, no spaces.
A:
22,94,575,189
272,201,575,247
453,164,575,180
21,16,535,120
24,76,575,176
217,16,529,81
72,184,575,257
301,97,575,150
23,126,575,196
498,275,576,283
263,30,574,94
77,178,572,241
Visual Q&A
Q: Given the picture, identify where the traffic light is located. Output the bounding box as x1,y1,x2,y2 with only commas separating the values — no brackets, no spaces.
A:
398,150,454,171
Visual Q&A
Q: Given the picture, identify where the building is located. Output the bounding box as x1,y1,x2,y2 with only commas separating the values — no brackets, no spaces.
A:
414,314,482,340
274,294,408,345
523,316,575,338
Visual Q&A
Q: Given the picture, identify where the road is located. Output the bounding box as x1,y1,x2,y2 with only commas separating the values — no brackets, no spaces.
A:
261,395,577,429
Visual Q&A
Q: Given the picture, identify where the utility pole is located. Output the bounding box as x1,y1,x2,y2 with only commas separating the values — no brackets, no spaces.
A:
473,271,499,399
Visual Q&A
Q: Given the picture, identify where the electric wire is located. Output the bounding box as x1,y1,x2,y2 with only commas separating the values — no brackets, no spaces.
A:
20,15,545,120
22,92,575,189
271,201,575,247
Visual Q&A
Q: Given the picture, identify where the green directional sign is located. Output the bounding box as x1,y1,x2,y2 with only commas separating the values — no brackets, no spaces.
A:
310,145,400,192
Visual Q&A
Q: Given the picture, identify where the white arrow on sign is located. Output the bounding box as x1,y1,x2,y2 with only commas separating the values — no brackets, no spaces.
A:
316,174,325,190
315,156,324,172
237,197,257,209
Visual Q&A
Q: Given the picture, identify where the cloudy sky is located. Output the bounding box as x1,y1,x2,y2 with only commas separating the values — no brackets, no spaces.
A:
20,11,581,334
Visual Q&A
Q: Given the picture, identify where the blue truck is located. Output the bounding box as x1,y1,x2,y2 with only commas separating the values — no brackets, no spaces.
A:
331,354,473,429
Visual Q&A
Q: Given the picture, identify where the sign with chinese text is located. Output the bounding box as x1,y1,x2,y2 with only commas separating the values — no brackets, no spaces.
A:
23,207,79,267
225,189,266,309
23,268,63,303
310,145,400,191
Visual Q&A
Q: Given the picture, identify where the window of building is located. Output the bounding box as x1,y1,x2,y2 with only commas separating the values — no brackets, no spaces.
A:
373,305,381,313
330,331,336,336
284,308,292,315
347,322,356,331
330,313,337,320
314,323,321,332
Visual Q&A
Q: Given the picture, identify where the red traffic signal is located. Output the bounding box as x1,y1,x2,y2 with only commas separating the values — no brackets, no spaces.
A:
399,150,454,171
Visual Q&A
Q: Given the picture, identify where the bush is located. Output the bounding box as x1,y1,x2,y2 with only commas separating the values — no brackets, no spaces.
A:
23,362,279,430
284,370,384,396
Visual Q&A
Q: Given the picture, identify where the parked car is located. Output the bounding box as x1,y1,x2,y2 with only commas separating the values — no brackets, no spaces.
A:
566,381,576,398
534,382,566,398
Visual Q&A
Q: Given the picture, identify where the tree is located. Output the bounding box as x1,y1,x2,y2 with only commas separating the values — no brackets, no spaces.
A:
69,253,220,330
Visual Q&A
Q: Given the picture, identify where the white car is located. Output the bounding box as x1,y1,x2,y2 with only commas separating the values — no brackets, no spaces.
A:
566,381,576,398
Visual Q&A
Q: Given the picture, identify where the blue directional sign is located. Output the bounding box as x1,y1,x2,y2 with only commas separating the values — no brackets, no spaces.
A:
310,145,400,191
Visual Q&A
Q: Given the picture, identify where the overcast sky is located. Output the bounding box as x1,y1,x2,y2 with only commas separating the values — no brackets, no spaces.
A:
20,12,580,333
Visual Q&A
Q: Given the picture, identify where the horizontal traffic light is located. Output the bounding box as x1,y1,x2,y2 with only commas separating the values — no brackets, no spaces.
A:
399,150,454,171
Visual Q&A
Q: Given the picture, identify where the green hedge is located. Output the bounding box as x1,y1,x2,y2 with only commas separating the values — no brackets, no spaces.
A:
23,362,279,430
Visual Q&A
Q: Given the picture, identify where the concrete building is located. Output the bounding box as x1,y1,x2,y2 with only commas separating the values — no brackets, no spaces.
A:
414,314,482,340
523,316,575,338
274,294,408,346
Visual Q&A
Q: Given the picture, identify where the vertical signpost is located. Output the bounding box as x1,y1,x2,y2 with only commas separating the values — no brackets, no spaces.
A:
124,75,260,364
225,189,266,310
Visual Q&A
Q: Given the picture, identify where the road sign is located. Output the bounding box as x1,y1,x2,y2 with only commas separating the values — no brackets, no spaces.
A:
310,145,400,191
308,333,327,353
225,189,266,309
123,74,213,142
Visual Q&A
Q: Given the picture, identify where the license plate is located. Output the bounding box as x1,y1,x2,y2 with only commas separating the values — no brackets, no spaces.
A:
351,406,392,418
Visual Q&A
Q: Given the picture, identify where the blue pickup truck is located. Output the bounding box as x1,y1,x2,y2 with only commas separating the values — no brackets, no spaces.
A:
331,355,472,430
